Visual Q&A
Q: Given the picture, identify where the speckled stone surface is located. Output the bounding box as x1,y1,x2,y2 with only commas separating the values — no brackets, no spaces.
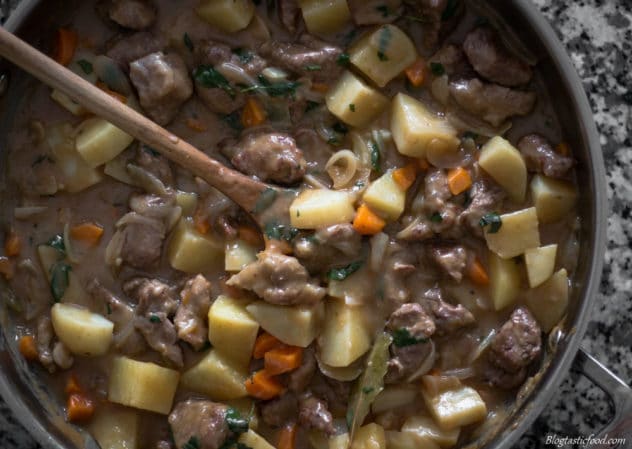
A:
0,1,630,448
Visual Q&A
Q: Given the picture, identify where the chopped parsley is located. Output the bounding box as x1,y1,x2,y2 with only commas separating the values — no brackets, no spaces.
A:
233,48,253,64
106,303,112,315
430,62,445,76
194,65,235,97
183,33,194,52
337,52,351,67
76,59,93,75
368,139,381,172
304,64,322,71
362,386,375,394
430,212,443,223
264,222,299,242
305,100,321,113
376,5,390,17
441,0,460,21
252,188,277,214
149,314,161,323
47,234,66,254
377,26,392,61
225,408,249,434
479,212,502,233
183,437,201,449
349,103,356,112
327,261,363,281
392,328,429,347
241,75,300,98
50,262,71,302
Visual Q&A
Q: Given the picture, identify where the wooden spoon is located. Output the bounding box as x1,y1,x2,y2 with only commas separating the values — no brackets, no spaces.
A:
0,26,295,227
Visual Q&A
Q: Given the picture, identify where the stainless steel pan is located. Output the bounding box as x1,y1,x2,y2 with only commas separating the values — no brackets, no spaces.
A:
0,0,628,448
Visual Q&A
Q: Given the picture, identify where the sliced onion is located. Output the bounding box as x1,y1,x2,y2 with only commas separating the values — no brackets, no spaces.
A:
440,367,476,380
426,139,475,169
14,206,48,220
217,62,259,88
261,67,289,82
406,341,436,382
350,131,371,167
316,352,364,381
126,164,169,196
93,55,133,96
446,110,512,138
326,150,359,189
304,173,330,189
469,329,497,363
370,233,389,272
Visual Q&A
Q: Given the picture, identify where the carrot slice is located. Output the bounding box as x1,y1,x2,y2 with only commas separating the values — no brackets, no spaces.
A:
54,28,78,66
242,97,267,128
186,117,208,132
193,209,211,235
278,423,298,449
468,258,490,286
405,58,427,87
447,167,472,196
70,222,104,246
245,370,284,400
253,332,284,359
392,163,418,191
353,204,386,235
264,346,303,375
311,82,329,94
67,393,95,423
4,229,21,257
0,256,14,280
65,374,82,395
18,335,38,361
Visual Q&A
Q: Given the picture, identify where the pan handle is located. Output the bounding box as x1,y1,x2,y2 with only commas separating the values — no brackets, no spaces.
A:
573,348,632,448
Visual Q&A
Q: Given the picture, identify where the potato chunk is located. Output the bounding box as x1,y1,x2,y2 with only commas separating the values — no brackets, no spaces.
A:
421,383,487,430
108,357,180,414
290,189,356,229
196,0,255,33
208,295,259,369
372,385,417,414
89,406,139,449
530,174,578,223
351,423,386,449
168,219,224,273
246,301,324,347
319,299,370,367
362,171,406,221
299,0,351,34
524,244,557,288
326,71,389,127
75,118,134,168
51,303,114,356
350,25,417,87
386,431,439,449
401,416,460,448
488,252,522,311
484,208,540,259
478,136,527,202
225,239,258,272
181,349,248,400
238,430,275,449
390,93,459,159
526,268,569,332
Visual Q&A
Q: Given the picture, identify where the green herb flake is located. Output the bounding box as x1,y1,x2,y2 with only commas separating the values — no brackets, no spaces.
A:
183,436,201,449
376,5,390,17
441,0,460,21
430,212,443,223
327,261,363,281
392,328,429,347
430,62,445,76
479,212,502,233
149,314,161,323
241,75,300,98
304,64,322,71
349,103,356,112
50,262,71,302
337,53,351,67
253,188,277,214
264,222,299,242
362,386,375,394
194,65,235,98
225,408,249,434
368,139,381,172
47,234,66,254
76,59,93,75
183,33,194,52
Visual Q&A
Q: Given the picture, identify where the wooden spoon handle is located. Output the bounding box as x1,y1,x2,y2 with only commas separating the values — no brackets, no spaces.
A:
0,26,268,212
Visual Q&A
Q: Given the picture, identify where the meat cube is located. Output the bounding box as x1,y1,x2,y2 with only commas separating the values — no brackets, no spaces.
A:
298,394,334,435
288,347,317,392
109,0,156,30
517,134,574,178
422,288,475,336
168,400,230,449
458,177,506,237
385,341,434,383
489,307,542,374
387,303,436,340
431,245,468,282
174,275,212,350
106,32,165,70
134,146,174,186
261,393,298,427
130,52,193,125
293,224,361,273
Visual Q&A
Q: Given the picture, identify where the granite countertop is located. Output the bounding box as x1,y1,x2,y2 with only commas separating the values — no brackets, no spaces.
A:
0,1,630,448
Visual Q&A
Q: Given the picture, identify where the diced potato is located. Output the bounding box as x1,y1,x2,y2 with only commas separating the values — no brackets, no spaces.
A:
225,239,257,272
75,118,134,168
176,191,198,216
239,430,275,449
319,299,370,367
488,252,522,311
478,136,527,203
530,175,578,223
350,25,417,87
226,398,259,430
328,264,371,305
290,189,356,229
524,244,557,288
51,303,113,356
299,0,351,34
390,93,459,159
181,349,248,400
196,0,255,33
421,385,487,431
89,406,139,449
372,385,417,414
401,416,460,448
330,433,350,449
208,295,259,369
362,171,406,221
326,71,389,127
351,423,386,449
108,357,180,414
246,301,324,347
51,90,87,116
484,208,540,259
309,430,330,449
526,268,569,332
386,431,439,449
168,219,224,273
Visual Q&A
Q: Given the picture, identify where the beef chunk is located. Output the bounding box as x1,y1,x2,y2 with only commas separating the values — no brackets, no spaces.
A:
130,52,193,125
106,32,165,70
429,44,473,77
463,27,532,87
488,307,541,380
168,400,230,449
517,134,574,178
174,275,212,350
226,251,326,305
109,0,156,30
134,146,174,186
109,211,165,269
259,35,343,83
385,341,434,383
197,86,246,115
431,245,468,282
298,395,334,435
261,393,298,427
293,224,362,273
223,133,306,185
195,40,267,76
422,288,475,336
310,376,351,416
458,177,506,237
449,78,536,127
387,303,436,340
288,347,317,392
421,168,460,234
349,0,402,25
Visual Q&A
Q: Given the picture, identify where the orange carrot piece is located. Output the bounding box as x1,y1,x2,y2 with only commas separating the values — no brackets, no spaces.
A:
65,374,82,395
278,423,298,449
556,142,571,156
392,163,418,191
18,336,38,361
186,117,208,132
353,204,386,235
447,167,472,196
418,158,430,171
4,229,21,257
54,28,78,66
405,58,427,87
468,258,489,286
0,256,14,280
66,393,95,423
245,370,284,400
241,97,267,128
193,210,210,235
311,82,329,94
95,82,127,104
238,225,264,247
253,332,284,359
70,222,104,246
264,346,303,375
